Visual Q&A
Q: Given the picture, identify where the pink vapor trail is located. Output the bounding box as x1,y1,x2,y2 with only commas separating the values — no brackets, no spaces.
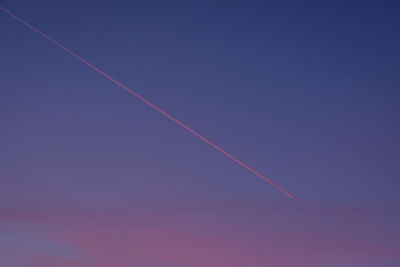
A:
0,5,298,201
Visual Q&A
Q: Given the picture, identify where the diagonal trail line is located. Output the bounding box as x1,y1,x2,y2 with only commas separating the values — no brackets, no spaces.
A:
0,5,298,201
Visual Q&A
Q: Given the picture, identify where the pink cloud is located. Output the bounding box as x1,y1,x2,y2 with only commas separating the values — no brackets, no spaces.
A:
2,201,398,266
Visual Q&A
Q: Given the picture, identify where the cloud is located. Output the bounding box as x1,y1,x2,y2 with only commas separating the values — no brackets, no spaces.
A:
0,228,89,266
1,201,399,266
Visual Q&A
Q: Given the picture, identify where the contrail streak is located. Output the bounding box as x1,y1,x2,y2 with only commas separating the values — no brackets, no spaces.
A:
0,5,298,201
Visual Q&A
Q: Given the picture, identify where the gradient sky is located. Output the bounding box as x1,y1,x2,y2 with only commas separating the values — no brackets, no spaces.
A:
1,0,400,266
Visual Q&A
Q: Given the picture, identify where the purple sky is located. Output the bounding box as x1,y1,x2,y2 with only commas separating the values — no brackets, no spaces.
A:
1,0,400,266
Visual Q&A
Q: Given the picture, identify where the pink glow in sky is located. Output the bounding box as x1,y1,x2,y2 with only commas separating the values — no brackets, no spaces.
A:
2,202,400,267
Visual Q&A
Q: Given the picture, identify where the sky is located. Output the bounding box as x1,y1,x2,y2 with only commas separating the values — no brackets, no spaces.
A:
1,0,400,266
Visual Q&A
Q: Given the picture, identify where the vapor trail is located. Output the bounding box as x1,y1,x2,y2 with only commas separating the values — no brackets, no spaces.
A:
0,6,298,201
